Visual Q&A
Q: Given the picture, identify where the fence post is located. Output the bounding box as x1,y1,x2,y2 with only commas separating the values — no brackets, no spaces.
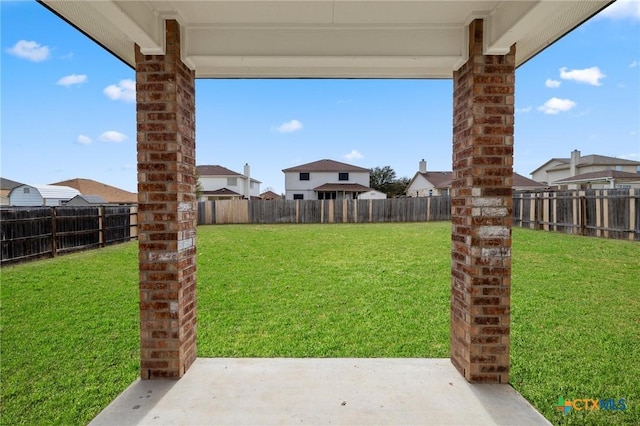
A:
98,206,105,247
602,190,609,239
629,188,636,241
50,207,57,258
353,199,358,223
579,192,587,236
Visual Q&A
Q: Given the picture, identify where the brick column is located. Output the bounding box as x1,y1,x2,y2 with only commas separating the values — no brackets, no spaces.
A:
450,19,514,383
136,20,197,379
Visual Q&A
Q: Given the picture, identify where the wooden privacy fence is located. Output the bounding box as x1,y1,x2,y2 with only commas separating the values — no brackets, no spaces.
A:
1,206,138,265
513,189,640,241
198,197,452,225
2,190,636,265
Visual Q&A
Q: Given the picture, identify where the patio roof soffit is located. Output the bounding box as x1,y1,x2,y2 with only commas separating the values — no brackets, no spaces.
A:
40,0,612,79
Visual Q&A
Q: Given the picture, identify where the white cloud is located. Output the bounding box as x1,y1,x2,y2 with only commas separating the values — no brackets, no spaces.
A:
545,79,561,88
276,119,303,133
598,0,640,21
57,74,87,87
559,67,606,86
76,135,92,145
6,40,50,62
629,60,638,68
516,106,532,113
537,97,577,114
103,79,136,102
99,131,128,143
344,150,363,161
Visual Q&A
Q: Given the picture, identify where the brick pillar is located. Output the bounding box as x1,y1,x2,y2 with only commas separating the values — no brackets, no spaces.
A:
136,20,197,379
450,19,514,383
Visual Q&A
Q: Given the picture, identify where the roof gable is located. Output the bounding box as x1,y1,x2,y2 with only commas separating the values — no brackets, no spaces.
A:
203,187,241,196
578,154,640,167
282,159,370,173
197,165,241,176
51,178,137,203
1,177,24,190
530,158,569,175
260,190,281,199
418,171,453,188
68,194,108,204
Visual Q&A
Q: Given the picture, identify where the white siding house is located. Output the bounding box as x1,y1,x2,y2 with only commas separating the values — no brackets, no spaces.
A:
9,184,80,206
197,164,261,200
282,159,372,200
406,160,453,197
531,150,640,189
406,159,547,196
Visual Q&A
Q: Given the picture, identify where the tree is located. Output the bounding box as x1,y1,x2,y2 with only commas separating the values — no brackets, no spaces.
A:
370,166,409,198
370,166,396,192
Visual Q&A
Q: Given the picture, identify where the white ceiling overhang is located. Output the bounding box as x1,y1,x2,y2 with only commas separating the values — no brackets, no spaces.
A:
40,0,612,79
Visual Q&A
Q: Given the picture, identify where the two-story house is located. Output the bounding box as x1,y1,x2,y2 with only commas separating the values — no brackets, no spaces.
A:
531,150,640,189
282,159,374,200
197,164,261,200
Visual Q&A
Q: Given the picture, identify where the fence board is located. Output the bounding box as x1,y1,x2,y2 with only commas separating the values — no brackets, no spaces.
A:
512,189,639,241
197,197,452,225
1,206,137,265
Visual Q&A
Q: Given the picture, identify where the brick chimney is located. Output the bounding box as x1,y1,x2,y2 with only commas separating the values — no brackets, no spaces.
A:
570,150,580,177
419,159,427,173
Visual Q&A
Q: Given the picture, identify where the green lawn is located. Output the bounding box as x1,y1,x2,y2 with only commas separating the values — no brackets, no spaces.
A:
1,222,638,425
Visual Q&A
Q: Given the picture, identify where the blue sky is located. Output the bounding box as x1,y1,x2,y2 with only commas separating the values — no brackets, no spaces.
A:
1,1,639,194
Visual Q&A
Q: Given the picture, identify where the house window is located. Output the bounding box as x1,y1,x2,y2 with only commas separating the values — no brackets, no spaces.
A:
293,194,304,200
339,172,349,181
299,172,310,181
23,188,30,194
318,191,336,200
227,177,237,186
615,165,623,171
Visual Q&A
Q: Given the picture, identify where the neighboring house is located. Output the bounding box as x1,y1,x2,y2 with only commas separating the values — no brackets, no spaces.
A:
51,178,137,204
9,184,80,206
358,189,388,200
282,159,372,200
552,170,640,189
531,150,640,189
260,190,282,200
406,159,547,196
197,164,261,200
406,160,453,197
65,194,108,206
1,177,23,206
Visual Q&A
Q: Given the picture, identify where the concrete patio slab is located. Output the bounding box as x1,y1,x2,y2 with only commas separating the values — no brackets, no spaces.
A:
89,358,551,425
